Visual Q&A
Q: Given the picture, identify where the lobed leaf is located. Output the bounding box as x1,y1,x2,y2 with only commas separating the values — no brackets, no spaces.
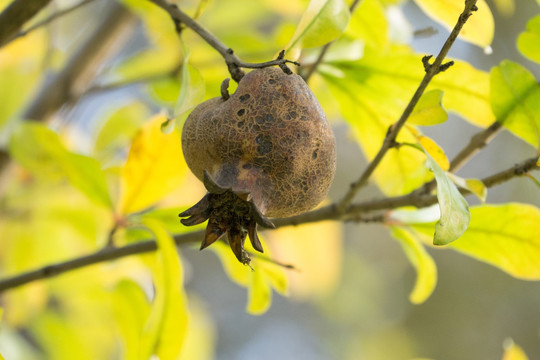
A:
390,227,438,304
119,113,188,214
490,60,540,148
286,0,351,59
141,219,188,359
517,15,540,64
9,123,112,208
413,0,494,49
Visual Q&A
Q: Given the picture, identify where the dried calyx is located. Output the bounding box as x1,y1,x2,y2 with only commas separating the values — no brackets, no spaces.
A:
180,66,336,264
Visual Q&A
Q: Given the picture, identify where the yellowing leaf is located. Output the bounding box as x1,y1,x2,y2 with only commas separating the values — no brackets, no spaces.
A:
424,149,470,245
141,219,188,359
286,0,351,59
517,15,540,64
413,0,494,49
265,221,343,300
119,113,187,214
346,0,388,50
503,339,530,360
490,60,540,148
211,235,289,315
409,90,448,126
417,135,449,171
446,173,487,203
324,48,492,195
390,227,437,304
450,204,540,280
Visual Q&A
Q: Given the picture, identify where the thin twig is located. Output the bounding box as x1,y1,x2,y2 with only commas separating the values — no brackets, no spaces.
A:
3,0,96,47
449,121,503,172
147,0,299,82
0,155,537,294
337,0,479,212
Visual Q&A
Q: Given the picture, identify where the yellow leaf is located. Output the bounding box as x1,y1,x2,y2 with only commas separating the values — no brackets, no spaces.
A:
119,113,188,214
390,227,438,304
502,339,530,360
417,135,450,171
265,221,343,300
493,0,514,16
413,0,494,49
177,298,216,360
210,235,289,315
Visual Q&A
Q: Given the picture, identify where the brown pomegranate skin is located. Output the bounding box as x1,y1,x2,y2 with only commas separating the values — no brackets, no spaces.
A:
182,67,336,218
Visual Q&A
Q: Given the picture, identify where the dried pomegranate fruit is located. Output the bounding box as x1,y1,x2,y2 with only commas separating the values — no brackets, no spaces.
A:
179,66,336,264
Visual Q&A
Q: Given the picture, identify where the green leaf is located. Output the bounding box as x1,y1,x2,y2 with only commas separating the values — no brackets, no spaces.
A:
93,103,149,167
408,90,448,126
9,123,112,208
141,219,188,359
490,60,540,147
424,149,470,245
517,15,540,64
413,0,494,49
390,227,437,304
286,0,351,58
346,0,388,50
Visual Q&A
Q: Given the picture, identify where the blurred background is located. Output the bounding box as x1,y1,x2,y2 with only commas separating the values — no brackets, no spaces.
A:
0,0,539,359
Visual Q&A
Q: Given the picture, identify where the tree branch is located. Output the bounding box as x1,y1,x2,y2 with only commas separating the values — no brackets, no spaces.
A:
449,121,503,172
147,0,299,82
0,0,51,47
3,0,97,47
1,154,537,294
337,0,479,211
0,2,137,176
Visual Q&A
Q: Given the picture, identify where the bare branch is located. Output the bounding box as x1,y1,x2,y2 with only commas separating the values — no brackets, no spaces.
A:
0,155,537,294
449,122,503,172
147,0,299,82
337,0,479,211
